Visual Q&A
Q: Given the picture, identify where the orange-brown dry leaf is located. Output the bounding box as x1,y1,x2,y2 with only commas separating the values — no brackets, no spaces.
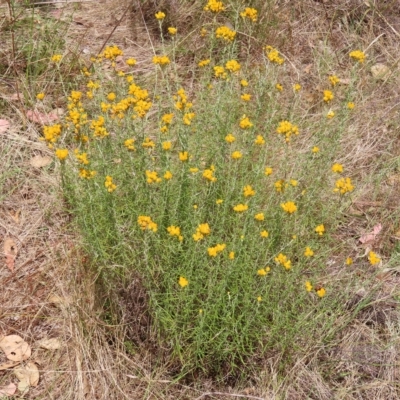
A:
0,335,31,361
26,109,59,125
30,155,52,168
4,237,17,272
0,360,21,370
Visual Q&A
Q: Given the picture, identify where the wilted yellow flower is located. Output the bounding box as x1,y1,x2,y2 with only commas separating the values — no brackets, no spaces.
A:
281,201,297,214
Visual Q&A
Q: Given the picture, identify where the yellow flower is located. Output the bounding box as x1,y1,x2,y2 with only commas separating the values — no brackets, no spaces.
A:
346,257,353,265
334,177,354,194
233,204,248,212
225,60,241,73
243,185,255,197
198,59,211,67
138,215,157,232
215,26,236,41
275,253,291,270
241,93,251,101
254,135,265,145
239,115,253,129
207,243,226,257
290,179,298,186
142,138,155,148
254,213,264,221
124,138,135,151
323,90,334,102
315,224,325,235
229,251,235,260
152,55,170,65
317,288,326,298
281,201,297,214
36,93,45,100
179,151,189,161
257,296,262,302
240,79,248,87
264,167,273,176
293,83,301,92
274,179,286,193
329,75,340,87
214,66,227,79
276,83,283,91
200,27,208,37
193,204,198,210
304,247,314,257
240,7,257,22
257,268,269,276
203,167,217,182
164,171,173,180
126,58,136,66
101,45,123,60
276,120,299,142
179,276,188,288
79,169,96,179
260,230,269,238
155,11,166,20
74,149,89,165
104,176,117,193
305,281,313,292
107,92,116,101
168,27,177,35
146,170,162,184
347,102,355,110
332,163,343,173
216,199,223,205
349,50,366,63
204,0,225,12
55,148,68,160
183,112,195,125
190,167,199,173
327,110,335,119
312,146,320,153
51,54,62,63
231,151,242,159
162,141,172,150
225,133,236,143
265,45,284,65
368,251,381,265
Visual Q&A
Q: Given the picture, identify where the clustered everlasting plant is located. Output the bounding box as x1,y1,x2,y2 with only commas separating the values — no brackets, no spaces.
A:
40,1,378,375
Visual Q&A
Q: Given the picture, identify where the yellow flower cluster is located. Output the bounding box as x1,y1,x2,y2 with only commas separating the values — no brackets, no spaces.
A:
233,204,248,212
124,138,135,151
276,120,299,142
204,0,225,12
243,185,255,197
142,138,155,148
138,216,158,232
198,59,211,67
254,135,265,145
304,247,314,257
334,177,354,194
207,243,226,257
265,46,284,65
79,169,96,179
225,59,240,73
329,75,340,86
51,54,62,63
74,149,89,165
257,266,270,276
146,170,162,184
315,224,325,235
203,166,217,182
214,66,227,79
153,55,170,66
105,176,117,192
231,151,242,159
323,90,334,102
193,223,211,241
254,213,264,221
368,251,380,265
167,225,183,241
101,45,123,60
240,7,257,22
275,253,291,270
281,201,297,214
42,124,62,146
239,115,253,129
349,50,366,63
55,148,68,160
90,115,108,138
332,163,343,173
215,26,236,42
174,88,193,111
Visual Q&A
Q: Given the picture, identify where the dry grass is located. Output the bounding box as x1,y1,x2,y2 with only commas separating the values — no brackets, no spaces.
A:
1,0,400,398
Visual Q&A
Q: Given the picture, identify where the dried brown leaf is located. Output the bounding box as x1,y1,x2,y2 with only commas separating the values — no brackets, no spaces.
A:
26,110,59,125
10,210,21,224
37,338,61,350
4,237,17,272
371,63,390,80
0,335,31,362
30,155,52,168
359,223,382,244
0,382,17,396
0,360,20,370
0,119,10,134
